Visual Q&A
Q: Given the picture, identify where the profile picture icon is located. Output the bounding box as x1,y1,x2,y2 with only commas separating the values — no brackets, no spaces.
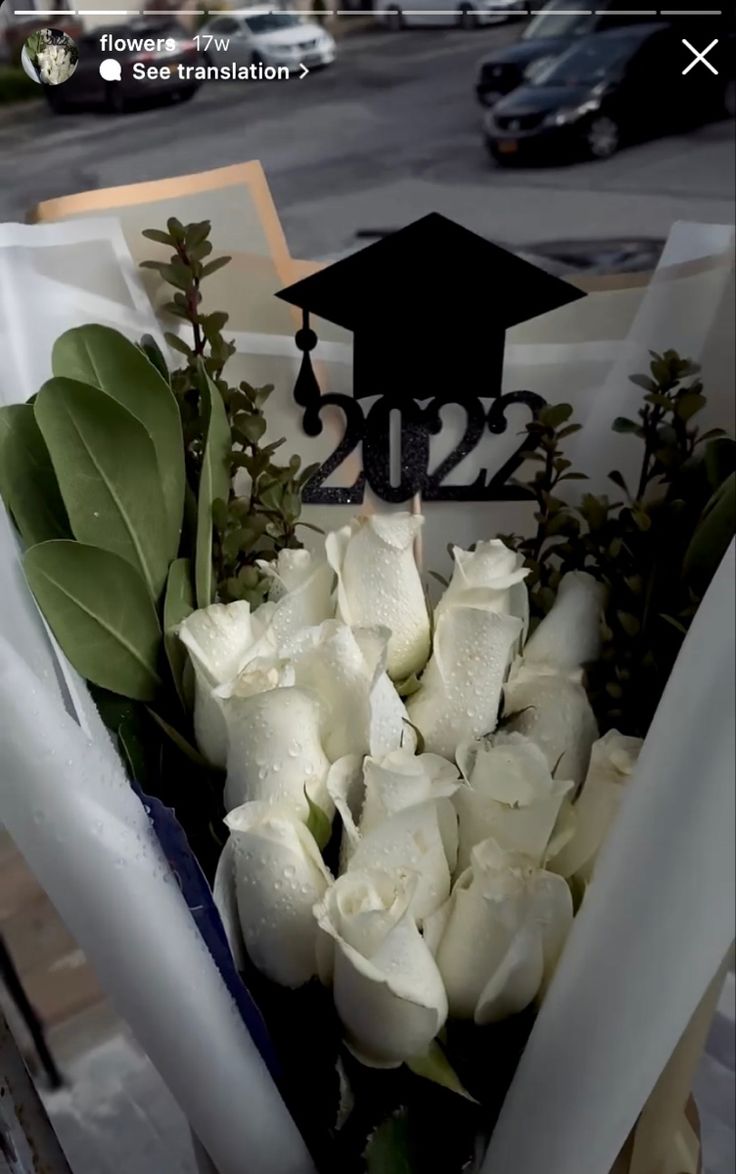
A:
21,28,79,86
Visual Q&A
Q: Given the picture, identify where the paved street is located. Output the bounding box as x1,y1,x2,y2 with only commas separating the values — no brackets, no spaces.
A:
0,24,733,259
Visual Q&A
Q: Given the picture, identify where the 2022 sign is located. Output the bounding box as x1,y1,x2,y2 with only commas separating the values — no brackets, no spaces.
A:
275,212,585,506
298,390,546,505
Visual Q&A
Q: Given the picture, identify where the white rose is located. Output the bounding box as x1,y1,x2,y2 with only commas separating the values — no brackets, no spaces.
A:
218,681,331,816
548,729,642,883
178,601,275,768
256,548,334,648
426,839,572,1024
287,621,409,761
454,733,573,873
523,571,606,671
327,749,461,923
359,750,460,835
326,513,430,680
314,868,448,1067
406,604,523,761
503,663,598,786
225,802,331,988
437,539,529,638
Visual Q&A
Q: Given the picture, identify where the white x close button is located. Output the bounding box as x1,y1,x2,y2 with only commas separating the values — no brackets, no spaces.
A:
681,39,719,76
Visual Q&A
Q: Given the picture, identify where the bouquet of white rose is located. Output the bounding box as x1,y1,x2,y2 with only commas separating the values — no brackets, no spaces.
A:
1,259,730,1170
176,513,641,1171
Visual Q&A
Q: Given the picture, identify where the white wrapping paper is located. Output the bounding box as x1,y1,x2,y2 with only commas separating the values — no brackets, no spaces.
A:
0,639,314,1174
0,215,314,1174
483,544,735,1174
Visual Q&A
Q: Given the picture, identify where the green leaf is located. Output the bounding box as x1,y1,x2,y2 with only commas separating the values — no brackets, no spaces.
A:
645,392,674,411
184,221,211,248
612,417,642,435
304,786,331,852
407,1041,478,1103
158,262,191,291
200,256,231,278
147,709,213,770
538,403,572,429
163,558,194,708
402,718,425,755
35,379,170,602
660,613,688,636
51,326,185,560
163,217,184,242
608,470,629,495
203,311,229,334
683,472,735,587
195,365,231,608
628,373,657,392
164,332,193,357
188,240,213,263
0,404,70,545
24,541,162,701
141,228,174,246
237,414,267,445
138,334,170,384
365,1112,415,1174
704,437,736,490
675,392,706,422
616,611,641,637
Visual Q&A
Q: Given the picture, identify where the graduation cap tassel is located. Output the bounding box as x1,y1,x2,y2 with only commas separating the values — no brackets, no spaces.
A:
293,310,322,410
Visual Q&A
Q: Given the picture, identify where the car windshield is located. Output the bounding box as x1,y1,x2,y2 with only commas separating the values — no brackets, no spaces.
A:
531,36,638,85
244,14,303,32
522,0,596,40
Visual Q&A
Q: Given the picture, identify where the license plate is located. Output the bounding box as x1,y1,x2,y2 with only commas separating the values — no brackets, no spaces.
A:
498,140,518,154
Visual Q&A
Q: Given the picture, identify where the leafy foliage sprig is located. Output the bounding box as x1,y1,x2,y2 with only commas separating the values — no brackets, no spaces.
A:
140,217,317,607
502,350,735,736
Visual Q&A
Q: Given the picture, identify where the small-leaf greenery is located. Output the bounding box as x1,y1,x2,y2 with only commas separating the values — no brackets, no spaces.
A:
499,349,735,736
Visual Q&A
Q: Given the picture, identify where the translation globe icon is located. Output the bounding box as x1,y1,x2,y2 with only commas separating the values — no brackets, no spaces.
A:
276,212,585,505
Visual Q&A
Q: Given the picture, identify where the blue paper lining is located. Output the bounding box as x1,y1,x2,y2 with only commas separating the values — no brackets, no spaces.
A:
131,781,284,1087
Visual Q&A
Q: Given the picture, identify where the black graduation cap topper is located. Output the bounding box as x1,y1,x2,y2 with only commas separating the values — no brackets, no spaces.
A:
276,213,585,505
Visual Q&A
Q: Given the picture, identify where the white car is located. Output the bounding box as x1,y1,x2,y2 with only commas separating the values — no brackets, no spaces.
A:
200,9,336,72
374,0,523,30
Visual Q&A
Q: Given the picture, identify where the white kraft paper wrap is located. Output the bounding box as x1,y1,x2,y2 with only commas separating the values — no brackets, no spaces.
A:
483,544,735,1174
0,642,314,1174
0,217,314,1173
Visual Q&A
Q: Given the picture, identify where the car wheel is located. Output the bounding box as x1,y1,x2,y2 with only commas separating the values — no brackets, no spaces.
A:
457,4,479,29
386,6,405,31
585,115,620,160
170,85,198,104
105,83,126,114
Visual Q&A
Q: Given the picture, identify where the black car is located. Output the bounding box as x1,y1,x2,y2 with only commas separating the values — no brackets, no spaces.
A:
475,0,728,107
484,23,729,164
45,19,203,113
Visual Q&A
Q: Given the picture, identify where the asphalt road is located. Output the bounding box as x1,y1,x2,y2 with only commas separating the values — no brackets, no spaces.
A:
0,23,733,259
